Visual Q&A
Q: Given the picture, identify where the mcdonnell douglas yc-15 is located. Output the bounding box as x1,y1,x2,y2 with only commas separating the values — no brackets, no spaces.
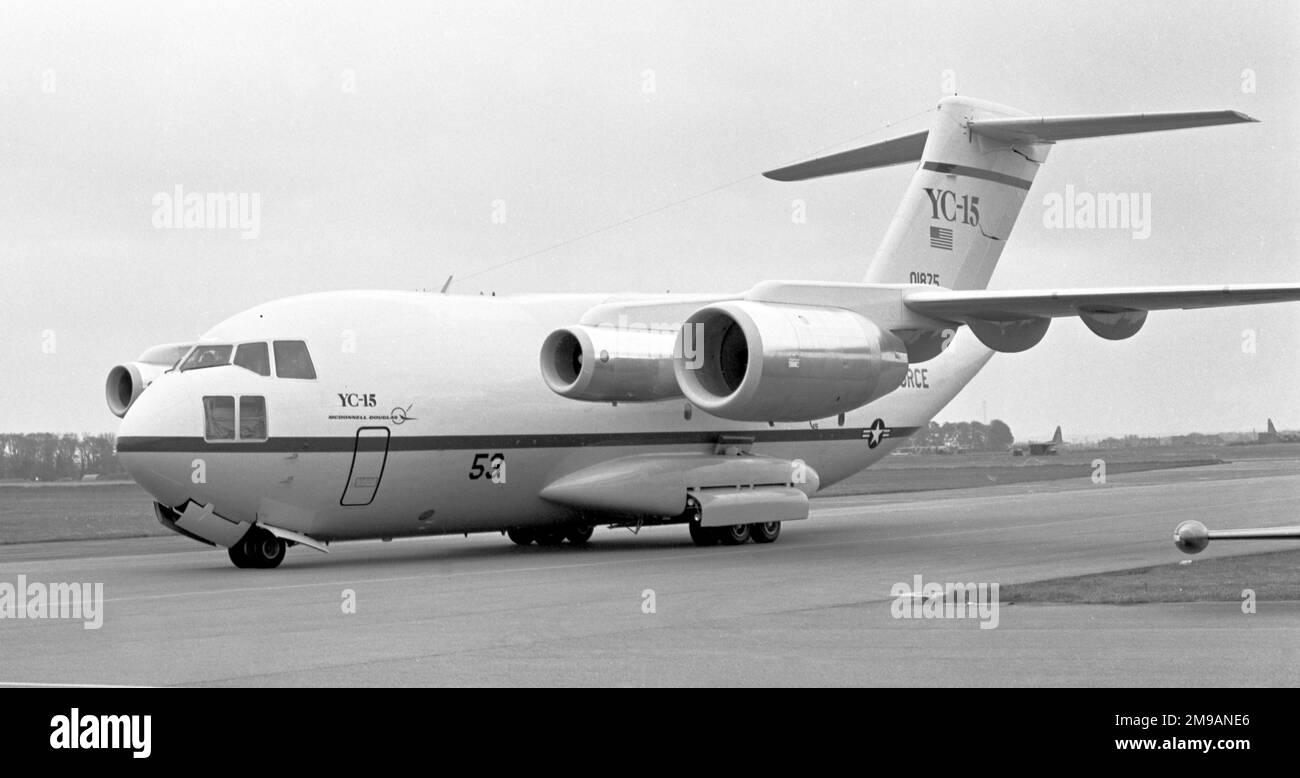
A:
106,96,1300,568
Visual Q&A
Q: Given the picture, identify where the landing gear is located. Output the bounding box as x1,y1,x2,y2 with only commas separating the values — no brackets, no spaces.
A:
507,528,535,546
689,520,717,546
534,529,567,546
749,521,781,544
689,520,782,546
565,525,594,544
718,523,751,545
509,524,594,546
227,527,287,569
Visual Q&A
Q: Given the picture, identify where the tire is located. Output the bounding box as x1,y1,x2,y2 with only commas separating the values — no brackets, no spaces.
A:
231,528,286,569
689,521,717,546
565,525,594,544
749,521,781,544
507,528,535,546
227,543,252,568
249,531,287,568
718,524,751,545
534,529,566,546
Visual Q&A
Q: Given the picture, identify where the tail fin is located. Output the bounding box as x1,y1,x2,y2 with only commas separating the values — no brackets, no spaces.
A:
764,97,1256,291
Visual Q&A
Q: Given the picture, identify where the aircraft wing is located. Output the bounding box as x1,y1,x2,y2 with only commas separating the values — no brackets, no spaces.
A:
902,283,1300,322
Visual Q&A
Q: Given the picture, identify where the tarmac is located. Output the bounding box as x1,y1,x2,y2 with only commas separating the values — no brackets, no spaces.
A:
1,458,1296,686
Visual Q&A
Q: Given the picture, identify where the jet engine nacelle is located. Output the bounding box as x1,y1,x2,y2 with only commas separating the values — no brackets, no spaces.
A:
539,325,682,402
105,342,194,418
673,301,909,422
106,361,168,418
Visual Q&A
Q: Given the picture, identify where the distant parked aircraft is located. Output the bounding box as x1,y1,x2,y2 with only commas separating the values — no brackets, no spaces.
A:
1013,426,1063,456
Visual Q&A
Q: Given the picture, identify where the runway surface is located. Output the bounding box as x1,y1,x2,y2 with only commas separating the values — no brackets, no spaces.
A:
1,458,1298,686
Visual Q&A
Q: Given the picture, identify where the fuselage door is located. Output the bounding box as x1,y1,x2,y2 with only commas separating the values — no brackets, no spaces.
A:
341,426,390,506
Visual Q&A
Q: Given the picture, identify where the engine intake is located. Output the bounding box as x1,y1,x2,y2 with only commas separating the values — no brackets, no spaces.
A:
105,342,193,418
105,362,164,418
673,301,908,422
540,325,682,402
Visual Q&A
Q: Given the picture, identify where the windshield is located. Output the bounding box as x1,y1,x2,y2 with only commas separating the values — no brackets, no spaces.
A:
273,340,317,379
138,343,194,368
180,345,233,371
233,342,271,376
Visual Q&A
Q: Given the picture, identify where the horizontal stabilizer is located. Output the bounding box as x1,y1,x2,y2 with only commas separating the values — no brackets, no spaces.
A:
903,283,1300,322
968,110,1257,144
763,129,928,181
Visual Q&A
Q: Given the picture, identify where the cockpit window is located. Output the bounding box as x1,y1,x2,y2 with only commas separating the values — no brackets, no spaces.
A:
203,396,236,440
233,342,271,376
239,396,268,440
138,343,194,368
203,395,267,442
273,340,317,379
182,345,233,371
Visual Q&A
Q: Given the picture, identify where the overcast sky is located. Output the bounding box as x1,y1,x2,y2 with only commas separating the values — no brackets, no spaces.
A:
1,0,1297,438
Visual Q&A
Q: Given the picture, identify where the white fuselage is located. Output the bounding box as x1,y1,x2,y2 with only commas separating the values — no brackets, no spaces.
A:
116,290,992,543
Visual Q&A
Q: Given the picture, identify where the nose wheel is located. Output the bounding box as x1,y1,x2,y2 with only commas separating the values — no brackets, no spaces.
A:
228,527,287,569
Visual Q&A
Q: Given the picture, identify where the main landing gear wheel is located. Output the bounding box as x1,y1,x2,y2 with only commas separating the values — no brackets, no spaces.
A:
510,526,594,546
565,525,594,544
507,528,536,546
717,523,751,545
227,527,287,569
534,529,567,546
689,520,717,547
690,521,776,546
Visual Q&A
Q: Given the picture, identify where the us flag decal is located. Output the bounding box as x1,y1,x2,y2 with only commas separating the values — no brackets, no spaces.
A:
930,225,953,250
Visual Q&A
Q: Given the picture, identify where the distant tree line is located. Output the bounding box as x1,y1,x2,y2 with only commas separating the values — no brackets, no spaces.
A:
0,433,123,481
907,420,1015,452
1094,432,1234,448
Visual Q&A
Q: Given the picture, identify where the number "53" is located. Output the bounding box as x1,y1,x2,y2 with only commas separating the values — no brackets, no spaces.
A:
468,452,506,481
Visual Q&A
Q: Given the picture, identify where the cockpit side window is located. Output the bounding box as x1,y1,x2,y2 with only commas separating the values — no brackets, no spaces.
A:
203,395,268,442
273,340,317,379
182,345,233,371
233,342,271,376
239,396,268,440
203,396,236,440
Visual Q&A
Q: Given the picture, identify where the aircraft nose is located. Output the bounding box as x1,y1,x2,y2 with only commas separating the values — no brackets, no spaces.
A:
114,386,193,509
